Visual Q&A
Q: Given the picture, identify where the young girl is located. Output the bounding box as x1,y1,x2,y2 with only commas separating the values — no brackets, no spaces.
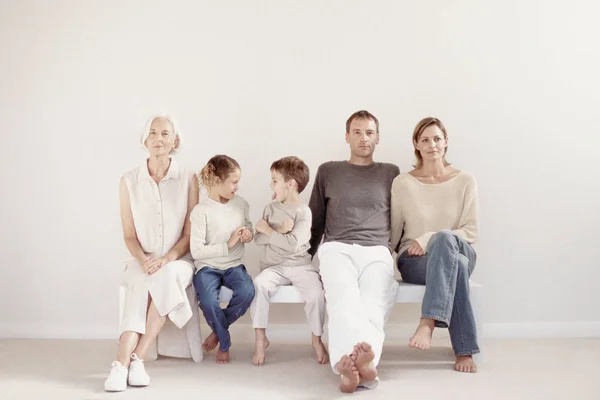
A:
190,155,255,364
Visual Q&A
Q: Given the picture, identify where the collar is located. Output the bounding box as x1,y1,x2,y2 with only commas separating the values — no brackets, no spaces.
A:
137,157,180,182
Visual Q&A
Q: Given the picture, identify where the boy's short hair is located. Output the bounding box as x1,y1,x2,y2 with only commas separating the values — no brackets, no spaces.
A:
270,156,310,194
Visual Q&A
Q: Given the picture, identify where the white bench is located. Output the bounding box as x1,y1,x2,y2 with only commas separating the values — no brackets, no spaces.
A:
219,280,483,353
218,280,482,304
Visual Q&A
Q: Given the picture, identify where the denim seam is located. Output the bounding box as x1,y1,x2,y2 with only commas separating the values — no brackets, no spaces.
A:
441,241,458,323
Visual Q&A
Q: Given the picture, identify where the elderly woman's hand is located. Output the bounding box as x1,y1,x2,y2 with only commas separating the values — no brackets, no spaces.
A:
143,256,172,275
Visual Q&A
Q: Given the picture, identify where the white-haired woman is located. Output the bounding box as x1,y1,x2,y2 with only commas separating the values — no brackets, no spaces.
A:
104,115,199,392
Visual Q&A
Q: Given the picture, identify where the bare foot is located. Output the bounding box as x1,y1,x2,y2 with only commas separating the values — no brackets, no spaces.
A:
335,355,359,393
202,332,219,352
252,336,270,366
311,335,329,365
455,355,477,373
409,318,435,350
216,348,230,364
350,342,377,382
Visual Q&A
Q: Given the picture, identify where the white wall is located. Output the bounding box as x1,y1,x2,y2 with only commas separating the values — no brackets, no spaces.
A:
1,0,599,339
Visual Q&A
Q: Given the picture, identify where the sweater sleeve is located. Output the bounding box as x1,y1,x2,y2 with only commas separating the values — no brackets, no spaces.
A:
190,207,229,260
452,176,479,244
415,174,480,251
390,177,404,254
308,165,326,256
253,205,272,246
242,198,254,235
268,207,312,252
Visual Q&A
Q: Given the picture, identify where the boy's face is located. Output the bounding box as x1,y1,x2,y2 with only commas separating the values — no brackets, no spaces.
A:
269,170,294,202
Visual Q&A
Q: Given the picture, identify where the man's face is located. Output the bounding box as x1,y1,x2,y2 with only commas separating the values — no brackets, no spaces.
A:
345,118,379,159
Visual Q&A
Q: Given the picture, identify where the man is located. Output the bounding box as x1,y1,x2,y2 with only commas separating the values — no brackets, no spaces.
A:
309,110,400,393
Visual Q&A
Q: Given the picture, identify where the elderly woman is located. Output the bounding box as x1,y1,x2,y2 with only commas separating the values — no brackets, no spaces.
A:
104,115,199,392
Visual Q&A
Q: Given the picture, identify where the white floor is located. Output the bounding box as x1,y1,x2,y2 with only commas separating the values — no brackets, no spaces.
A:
0,338,599,400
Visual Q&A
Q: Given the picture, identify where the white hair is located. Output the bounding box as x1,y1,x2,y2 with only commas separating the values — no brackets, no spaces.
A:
140,114,182,153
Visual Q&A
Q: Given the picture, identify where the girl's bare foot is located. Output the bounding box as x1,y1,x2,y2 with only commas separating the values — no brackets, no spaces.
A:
252,336,270,366
455,355,477,373
202,332,219,352
409,318,435,350
350,342,377,381
335,355,359,393
216,348,230,364
311,334,329,364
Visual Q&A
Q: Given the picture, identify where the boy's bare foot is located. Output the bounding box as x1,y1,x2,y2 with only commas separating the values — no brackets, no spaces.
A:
311,334,329,364
350,342,377,382
216,348,230,364
455,355,477,373
202,332,219,352
335,355,359,393
252,336,270,366
409,318,435,350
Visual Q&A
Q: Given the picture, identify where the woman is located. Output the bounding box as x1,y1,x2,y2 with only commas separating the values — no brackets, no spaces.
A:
390,117,480,373
104,115,199,391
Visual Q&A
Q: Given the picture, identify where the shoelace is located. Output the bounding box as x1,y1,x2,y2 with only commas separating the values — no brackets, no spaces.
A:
130,353,144,367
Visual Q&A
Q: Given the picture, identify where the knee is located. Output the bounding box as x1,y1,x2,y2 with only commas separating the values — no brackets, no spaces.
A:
429,230,459,249
253,275,270,294
237,281,256,304
305,289,325,306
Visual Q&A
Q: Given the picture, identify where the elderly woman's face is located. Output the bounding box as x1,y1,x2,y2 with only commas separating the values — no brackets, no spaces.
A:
145,117,177,156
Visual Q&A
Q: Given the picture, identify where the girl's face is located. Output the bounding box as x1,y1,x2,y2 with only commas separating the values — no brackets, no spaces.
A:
216,168,241,200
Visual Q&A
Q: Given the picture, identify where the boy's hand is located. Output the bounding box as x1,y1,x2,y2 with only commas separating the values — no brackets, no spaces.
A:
255,219,273,235
239,227,254,243
227,227,244,248
277,218,294,234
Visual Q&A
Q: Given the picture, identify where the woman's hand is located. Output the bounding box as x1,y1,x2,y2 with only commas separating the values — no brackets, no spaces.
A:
407,241,424,256
143,256,167,275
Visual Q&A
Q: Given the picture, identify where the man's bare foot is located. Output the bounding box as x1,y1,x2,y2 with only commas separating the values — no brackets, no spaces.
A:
202,332,219,352
409,318,435,350
216,348,230,364
350,342,377,382
455,355,477,373
335,355,359,393
252,336,270,366
311,334,329,364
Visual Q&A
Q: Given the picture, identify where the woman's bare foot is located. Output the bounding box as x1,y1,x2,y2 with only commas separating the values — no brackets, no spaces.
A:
350,342,377,382
409,318,435,350
216,348,230,364
202,332,219,352
335,355,359,393
455,355,477,373
311,334,329,364
252,332,270,366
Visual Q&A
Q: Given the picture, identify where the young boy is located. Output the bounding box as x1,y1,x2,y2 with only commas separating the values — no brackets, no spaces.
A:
251,156,329,366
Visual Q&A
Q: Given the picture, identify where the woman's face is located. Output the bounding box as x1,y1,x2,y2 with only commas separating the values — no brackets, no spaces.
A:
145,117,178,156
414,125,447,164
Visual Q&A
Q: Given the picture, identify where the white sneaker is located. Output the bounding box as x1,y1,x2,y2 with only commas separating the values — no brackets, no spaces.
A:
127,353,150,387
104,361,128,392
